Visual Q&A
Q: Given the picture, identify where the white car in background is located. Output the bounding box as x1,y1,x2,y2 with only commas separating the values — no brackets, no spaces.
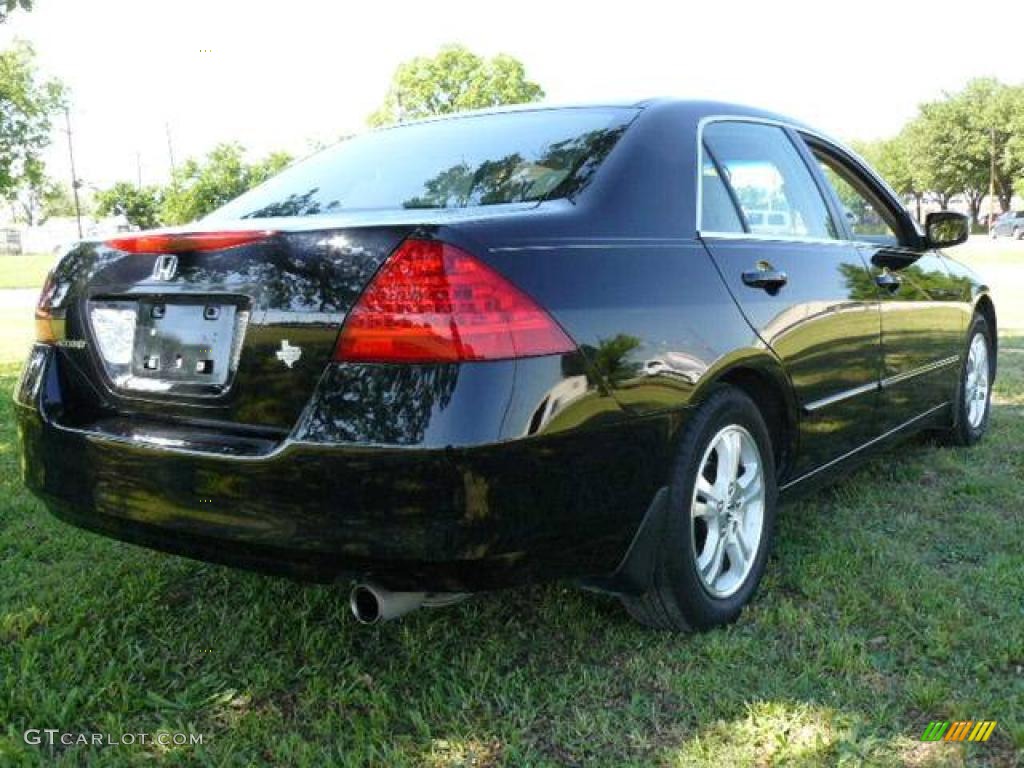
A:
745,209,792,235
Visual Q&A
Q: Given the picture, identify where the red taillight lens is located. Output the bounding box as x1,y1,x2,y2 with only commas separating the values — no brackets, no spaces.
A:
335,239,575,363
104,230,275,254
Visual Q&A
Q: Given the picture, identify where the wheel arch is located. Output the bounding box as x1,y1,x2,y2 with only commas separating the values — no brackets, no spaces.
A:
692,353,799,481
585,351,796,599
973,292,997,362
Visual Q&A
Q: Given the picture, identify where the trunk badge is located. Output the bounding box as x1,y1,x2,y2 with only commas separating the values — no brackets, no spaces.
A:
276,340,302,369
153,254,178,281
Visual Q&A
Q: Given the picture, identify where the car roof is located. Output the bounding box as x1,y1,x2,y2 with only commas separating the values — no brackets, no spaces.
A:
376,98,814,132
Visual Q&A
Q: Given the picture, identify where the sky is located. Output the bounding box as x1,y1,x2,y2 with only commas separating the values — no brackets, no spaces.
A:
4,0,1024,191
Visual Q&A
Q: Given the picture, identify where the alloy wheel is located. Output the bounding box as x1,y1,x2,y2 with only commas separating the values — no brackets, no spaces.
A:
691,425,765,598
965,333,990,430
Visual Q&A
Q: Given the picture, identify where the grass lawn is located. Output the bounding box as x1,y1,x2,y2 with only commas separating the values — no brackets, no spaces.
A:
0,288,1022,765
955,237,1024,267
0,301,37,365
0,253,56,290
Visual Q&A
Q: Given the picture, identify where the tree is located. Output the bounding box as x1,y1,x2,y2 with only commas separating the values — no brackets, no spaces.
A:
992,84,1024,211
160,143,292,225
853,131,925,221
1011,109,1024,207
906,79,1024,221
368,44,543,127
910,98,981,216
0,40,66,205
0,0,32,23
8,176,78,225
95,182,163,230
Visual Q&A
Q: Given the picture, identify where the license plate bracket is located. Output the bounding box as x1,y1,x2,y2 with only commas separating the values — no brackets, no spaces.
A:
132,301,238,387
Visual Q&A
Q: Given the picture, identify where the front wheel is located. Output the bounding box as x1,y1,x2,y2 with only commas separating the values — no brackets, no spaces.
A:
946,315,993,446
621,385,777,632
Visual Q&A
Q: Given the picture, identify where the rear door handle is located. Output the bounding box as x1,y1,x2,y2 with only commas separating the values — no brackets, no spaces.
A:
875,272,902,292
741,268,788,293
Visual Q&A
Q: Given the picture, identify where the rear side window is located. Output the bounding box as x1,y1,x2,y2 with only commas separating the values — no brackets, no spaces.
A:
209,108,637,220
700,155,745,233
701,121,838,240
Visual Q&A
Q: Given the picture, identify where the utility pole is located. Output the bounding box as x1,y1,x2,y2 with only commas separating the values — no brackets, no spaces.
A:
64,107,83,239
136,151,142,190
165,122,177,182
988,126,996,234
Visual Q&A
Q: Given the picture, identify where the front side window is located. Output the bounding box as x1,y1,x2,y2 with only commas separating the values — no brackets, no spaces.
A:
813,149,899,246
701,122,837,240
208,108,637,220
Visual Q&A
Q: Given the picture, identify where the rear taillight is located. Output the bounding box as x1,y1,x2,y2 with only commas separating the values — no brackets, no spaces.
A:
35,269,60,343
104,230,275,254
334,239,575,363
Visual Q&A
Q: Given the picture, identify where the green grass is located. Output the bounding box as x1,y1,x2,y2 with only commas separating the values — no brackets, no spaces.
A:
0,253,56,290
953,237,1024,267
2,350,1022,766
1,301,1022,766
951,239,1024,333
0,301,36,365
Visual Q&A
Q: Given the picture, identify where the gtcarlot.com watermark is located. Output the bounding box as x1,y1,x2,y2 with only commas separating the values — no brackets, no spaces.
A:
24,729,204,747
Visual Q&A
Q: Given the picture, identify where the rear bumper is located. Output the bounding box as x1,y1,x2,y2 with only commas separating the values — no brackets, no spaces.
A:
15,347,677,592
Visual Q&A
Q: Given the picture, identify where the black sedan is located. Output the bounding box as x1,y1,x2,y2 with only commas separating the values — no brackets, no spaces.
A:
16,100,995,631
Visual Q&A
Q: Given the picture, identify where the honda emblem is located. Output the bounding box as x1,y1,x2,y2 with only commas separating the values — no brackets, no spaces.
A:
153,254,178,281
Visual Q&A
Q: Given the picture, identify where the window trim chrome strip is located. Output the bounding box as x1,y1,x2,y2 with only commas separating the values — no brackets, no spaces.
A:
880,355,960,389
700,231,855,247
803,355,960,413
803,380,880,413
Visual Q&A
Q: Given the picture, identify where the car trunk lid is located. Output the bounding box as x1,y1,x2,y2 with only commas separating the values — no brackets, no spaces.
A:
53,224,410,435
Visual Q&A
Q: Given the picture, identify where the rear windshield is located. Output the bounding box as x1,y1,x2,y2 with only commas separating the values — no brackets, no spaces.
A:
209,107,638,220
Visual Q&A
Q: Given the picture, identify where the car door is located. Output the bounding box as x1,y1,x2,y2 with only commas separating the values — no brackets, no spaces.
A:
805,137,964,431
699,120,882,477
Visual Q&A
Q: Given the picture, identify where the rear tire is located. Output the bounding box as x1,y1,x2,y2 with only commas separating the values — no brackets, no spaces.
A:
945,314,993,446
1015,227,1023,240
621,385,777,632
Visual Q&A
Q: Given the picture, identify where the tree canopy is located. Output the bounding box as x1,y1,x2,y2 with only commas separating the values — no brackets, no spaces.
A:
368,44,544,127
864,78,1024,221
160,143,292,225
95,182,163,230
0,40,65,207
7,177,78,225
0,0,31,24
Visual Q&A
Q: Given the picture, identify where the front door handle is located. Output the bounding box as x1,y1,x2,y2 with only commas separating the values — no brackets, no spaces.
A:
742,266,788,294
875,272,902,292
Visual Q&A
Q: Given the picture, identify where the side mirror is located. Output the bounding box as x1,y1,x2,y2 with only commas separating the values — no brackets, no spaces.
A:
925,211,969,249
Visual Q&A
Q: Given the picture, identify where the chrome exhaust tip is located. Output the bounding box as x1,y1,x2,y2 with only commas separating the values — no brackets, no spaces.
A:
349,582,470,624
349,583,427,624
